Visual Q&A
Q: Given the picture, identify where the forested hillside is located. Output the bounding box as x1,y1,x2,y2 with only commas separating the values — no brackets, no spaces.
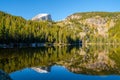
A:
0,11,120,45
0,11,80,45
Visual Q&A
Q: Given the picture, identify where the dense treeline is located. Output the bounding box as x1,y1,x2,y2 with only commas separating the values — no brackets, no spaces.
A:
73,12,120,20
0,11,80,44
1,11,120,45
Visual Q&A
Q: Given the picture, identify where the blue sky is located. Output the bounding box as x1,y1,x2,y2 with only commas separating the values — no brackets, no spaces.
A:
0,0,120,21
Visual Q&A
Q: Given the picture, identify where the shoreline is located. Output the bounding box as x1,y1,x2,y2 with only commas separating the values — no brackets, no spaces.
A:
0,43,82,48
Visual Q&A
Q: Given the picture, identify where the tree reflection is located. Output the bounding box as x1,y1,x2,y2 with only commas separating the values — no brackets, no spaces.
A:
0,45,120,75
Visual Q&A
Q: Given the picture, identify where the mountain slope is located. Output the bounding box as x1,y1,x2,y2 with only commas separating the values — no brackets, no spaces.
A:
0,11,79,45
0,11,120,45
57,12,120,43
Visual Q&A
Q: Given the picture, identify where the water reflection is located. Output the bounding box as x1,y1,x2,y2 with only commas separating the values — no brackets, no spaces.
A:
31,66,51,73
10,65,120,80
0,45,120,80
63,45,120,75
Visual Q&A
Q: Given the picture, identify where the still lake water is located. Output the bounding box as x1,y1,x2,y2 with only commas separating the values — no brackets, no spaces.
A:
0,45,120,80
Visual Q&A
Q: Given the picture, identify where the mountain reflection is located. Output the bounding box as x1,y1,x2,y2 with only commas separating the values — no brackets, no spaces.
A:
0,45,120,75
31,66,51,73
62,45,120,75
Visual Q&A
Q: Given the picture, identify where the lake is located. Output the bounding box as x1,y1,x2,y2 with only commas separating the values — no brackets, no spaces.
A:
0,45,120,80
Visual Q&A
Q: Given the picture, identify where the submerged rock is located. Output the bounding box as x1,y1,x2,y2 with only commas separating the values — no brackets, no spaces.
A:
0,70,12,80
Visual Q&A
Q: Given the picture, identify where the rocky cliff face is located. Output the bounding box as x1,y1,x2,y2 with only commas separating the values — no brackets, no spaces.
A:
57,12,120,43
0,70,12,80
64,13,116,35
32,13,52,21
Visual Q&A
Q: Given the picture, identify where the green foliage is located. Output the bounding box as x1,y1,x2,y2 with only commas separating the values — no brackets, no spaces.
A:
0,11,120,44
108,19,120,43
73,12,120,20
0,11,80,44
